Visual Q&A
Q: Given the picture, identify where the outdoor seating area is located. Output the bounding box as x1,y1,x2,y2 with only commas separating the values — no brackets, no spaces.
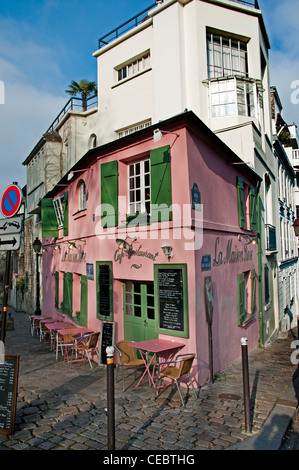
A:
29,315,99,368
114,338,198,406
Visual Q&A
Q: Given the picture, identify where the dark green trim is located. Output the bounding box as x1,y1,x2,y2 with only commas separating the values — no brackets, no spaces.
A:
154,264,189,338
96,261,113,321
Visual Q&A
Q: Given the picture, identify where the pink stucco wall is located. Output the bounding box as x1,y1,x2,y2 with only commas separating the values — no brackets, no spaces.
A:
42,117,259,385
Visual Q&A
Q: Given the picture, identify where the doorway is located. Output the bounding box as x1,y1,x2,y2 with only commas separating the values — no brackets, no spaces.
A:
123,281,157,341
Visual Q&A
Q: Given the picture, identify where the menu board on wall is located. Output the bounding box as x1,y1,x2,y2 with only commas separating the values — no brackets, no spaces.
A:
100,321,115,365
98,264,111,316
158,268,184,332
0,355,19,435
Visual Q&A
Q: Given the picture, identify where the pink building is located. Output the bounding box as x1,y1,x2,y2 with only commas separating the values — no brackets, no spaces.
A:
41,111,261,385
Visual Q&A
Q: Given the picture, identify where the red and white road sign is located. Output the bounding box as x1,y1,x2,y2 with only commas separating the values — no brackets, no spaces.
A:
0,184,23,218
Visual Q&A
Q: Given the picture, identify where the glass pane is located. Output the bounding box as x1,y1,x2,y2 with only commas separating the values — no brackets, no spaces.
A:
147,308,155,320
135,305,142,317
147,283,154,295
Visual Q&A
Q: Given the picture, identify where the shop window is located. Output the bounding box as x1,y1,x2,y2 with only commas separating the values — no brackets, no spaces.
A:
41,192,69,237
237,270,256,326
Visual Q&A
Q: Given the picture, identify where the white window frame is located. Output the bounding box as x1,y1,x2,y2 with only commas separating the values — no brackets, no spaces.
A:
116,52,150,83
78,181,86,211
53,196,64,228
117,120,152,139
128,159,151,216
207,32,248,79
209,77,259,119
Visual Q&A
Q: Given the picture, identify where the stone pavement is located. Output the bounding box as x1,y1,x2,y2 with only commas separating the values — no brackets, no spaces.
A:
0,309,299,452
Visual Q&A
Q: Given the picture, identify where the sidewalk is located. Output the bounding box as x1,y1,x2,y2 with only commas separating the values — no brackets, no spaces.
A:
0,309,298,451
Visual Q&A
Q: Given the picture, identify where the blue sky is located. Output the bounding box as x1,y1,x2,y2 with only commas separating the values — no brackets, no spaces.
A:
0,0,298,198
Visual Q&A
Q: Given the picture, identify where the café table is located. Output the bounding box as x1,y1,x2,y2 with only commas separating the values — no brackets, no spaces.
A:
130,338,184,390
39,319,60,342
56,327,94,361
44,321,74,350
29,315,52,336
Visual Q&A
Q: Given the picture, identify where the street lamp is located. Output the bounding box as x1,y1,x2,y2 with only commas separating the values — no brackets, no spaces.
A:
33,237,42,315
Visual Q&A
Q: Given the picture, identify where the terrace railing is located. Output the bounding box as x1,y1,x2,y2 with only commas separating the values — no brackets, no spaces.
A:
46,95,98,133
98,1,259,50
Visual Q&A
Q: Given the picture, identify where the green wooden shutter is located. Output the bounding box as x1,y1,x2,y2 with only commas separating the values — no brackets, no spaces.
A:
63,272,73,317
236,177,245,229
251,270,256,315
150,145,172,222
249,186,257,231
79,275,88,327
237,273,246,325
101,161,118,227
41,199,58,238
63,191,69,236
55,272,59,309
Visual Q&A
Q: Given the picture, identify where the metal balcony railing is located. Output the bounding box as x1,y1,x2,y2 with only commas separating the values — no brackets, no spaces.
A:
46,95,98,133
265,224,277,252
97,1,259,50
98,4,156,49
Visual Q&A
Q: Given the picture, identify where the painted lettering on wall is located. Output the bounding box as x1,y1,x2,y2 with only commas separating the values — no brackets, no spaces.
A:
213,237,253,268
114,244,159,265
61,246,86,263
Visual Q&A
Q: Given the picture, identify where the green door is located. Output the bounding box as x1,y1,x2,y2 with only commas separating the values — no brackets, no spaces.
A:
123,281,157,341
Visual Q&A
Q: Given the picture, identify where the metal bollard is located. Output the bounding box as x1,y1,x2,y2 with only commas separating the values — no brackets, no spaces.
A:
241,337,251,433
106,346,115,450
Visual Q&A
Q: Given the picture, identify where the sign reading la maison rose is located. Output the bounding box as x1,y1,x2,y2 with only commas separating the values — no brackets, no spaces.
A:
213,237,253,268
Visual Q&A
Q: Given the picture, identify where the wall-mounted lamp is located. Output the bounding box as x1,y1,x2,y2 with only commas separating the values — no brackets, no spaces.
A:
293,219,299,237
68,241,76,250
161,241,173,259
67,169,92,181
153,128,179,145
238,234,257,245
54,244,61,251
116,238,131,250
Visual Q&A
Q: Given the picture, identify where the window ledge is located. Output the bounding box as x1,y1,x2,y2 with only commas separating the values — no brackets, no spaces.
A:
73,209,87,220
112,67,152,89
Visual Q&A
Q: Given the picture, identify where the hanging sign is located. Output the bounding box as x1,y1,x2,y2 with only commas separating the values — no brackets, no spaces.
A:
1,184,23,218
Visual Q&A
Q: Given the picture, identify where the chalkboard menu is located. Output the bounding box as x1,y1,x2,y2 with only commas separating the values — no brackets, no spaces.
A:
100,321,115,365
158,268,184,332
0,355,19,435
98,263,111,317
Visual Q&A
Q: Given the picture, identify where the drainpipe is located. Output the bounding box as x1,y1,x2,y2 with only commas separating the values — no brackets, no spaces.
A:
258,194,264,347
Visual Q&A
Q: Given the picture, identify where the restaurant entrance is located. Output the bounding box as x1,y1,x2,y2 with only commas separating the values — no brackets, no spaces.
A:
123,281,157,341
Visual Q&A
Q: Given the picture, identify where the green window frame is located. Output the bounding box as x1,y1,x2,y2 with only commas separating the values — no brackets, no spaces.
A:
41,192,68,238
237,177,245,229
76,275,88,327
55,271,59,309
96,261,113,321
249,186,257,231
237,269,256,326
150,145,172,223
101,161,118,227
62,272,73,317
154,264,189,338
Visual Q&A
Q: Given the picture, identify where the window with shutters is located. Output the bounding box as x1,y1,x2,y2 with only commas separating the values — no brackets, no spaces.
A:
237,270,256,326
236,177,257,231
41,192,69,237
101,145,172,228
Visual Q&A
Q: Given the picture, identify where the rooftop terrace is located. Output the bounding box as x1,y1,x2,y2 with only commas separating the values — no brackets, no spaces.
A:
97,0,260,49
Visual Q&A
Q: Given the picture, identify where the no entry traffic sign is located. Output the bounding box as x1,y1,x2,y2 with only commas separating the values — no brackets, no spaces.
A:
1,184,23,218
